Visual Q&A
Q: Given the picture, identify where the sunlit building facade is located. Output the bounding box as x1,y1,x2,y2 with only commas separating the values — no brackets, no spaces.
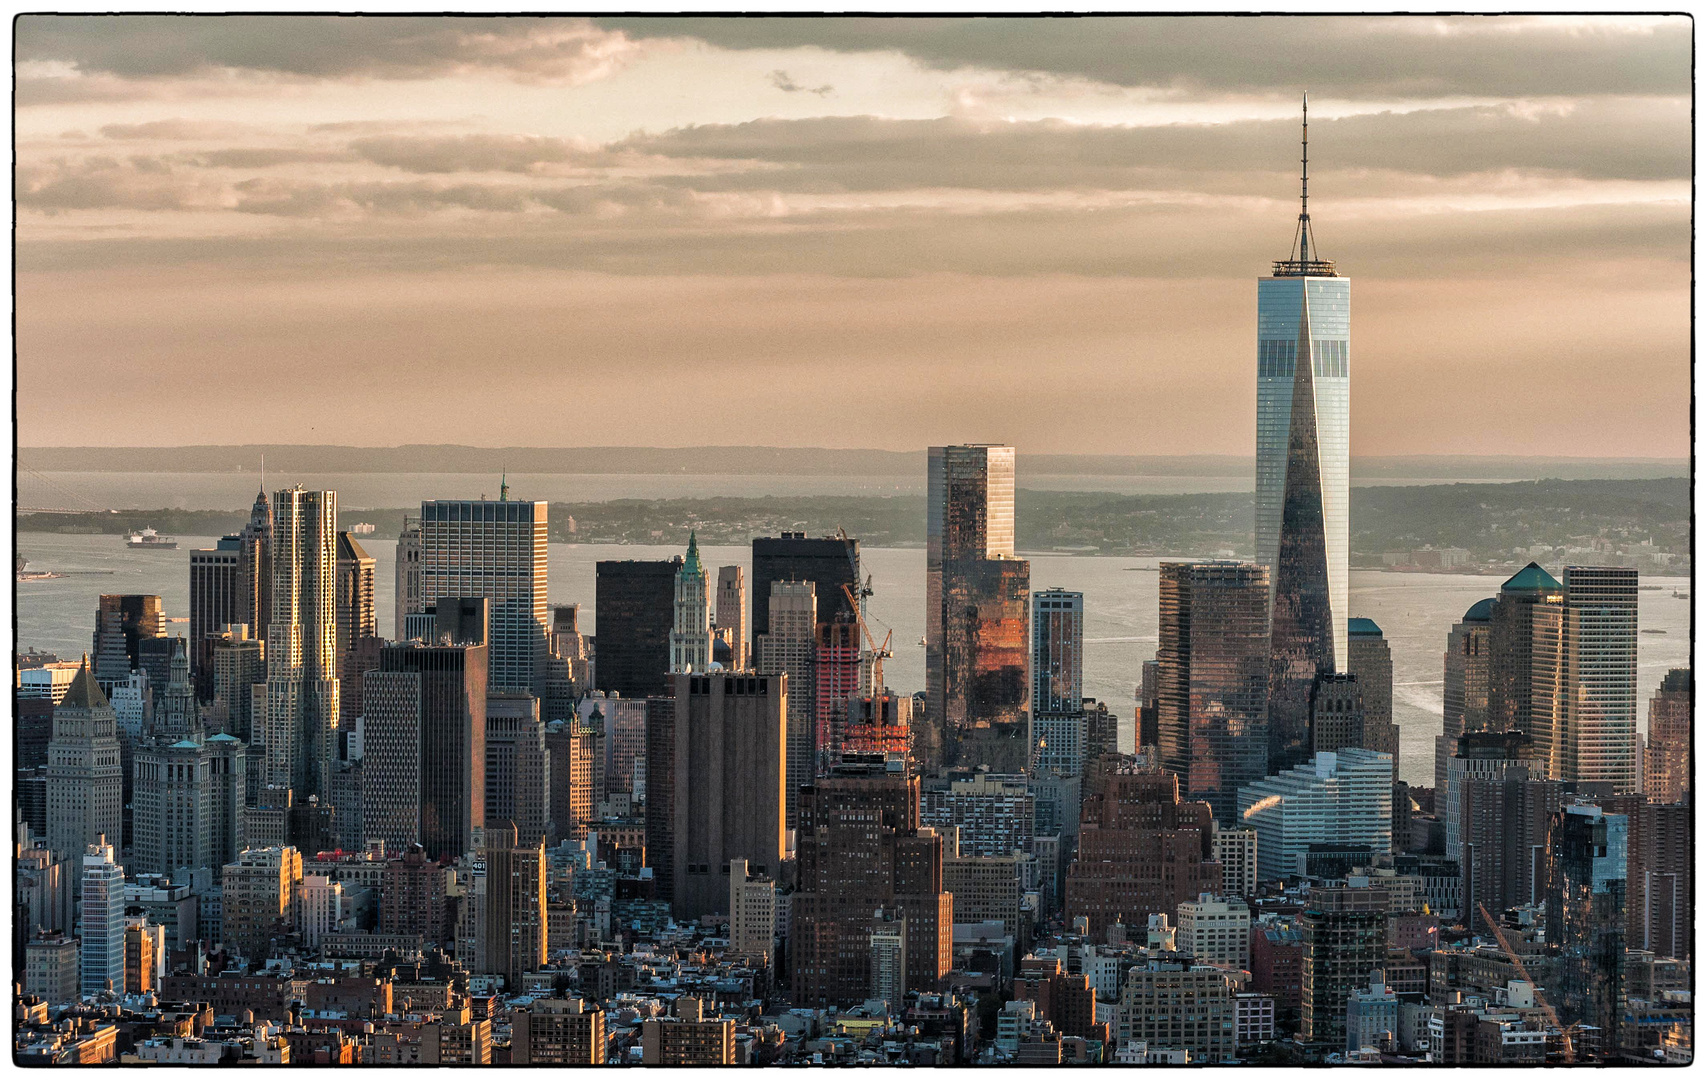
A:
419,498,548,695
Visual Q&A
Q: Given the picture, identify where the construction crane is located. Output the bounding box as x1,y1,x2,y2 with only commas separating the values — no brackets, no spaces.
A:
1477,902,1576,1064
841,581,894,692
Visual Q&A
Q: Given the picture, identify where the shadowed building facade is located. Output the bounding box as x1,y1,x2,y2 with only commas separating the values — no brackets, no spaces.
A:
595,559,679,700
1438,597,1495,794
1156,561,1270,823
791,754,952,1008
927,444,1030,773
419,498,548,695
670,673,786,921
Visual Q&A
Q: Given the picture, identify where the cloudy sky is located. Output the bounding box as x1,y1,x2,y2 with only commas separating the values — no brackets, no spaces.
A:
15,15,1691,455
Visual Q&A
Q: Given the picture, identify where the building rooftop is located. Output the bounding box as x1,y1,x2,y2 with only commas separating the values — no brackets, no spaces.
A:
1500,562,1561,594
1347,617,1382,637
1463,597,1497,623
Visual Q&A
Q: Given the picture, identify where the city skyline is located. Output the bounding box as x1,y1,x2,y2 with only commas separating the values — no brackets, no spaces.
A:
14,15,1690,457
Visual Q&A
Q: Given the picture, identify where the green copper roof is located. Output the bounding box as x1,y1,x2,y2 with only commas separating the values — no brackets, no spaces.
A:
60,655,109,711
1347,617,1382,637
1501,562,1561,594
1463,597,1497,623
207,733,241,743
682,530,702,574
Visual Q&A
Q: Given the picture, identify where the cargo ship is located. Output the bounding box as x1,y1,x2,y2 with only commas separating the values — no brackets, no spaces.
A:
126,528,178,550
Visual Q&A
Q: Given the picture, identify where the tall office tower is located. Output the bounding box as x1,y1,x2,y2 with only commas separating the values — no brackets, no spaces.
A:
45,659,124,863
1460,768,1562,933
1156,561,1271,822
260,487,341,807
362,625,488,859
238,488,273,647
208,625,265,741
750,533,860,643
419,498,548,694
669,533,712,674
1212,824,1259,898
1299,884,1389,1048
595,559,679,699
16,826,72,938
132,639,213,876
485,693,550,847
79,838,127,997
1259,103,1350,779
1345,618,1399,774
394,516,421,640
475,822,547,991
1441,730,1532,863
1138,659,1160,750
715,566,747,671
1531,566,1639,788
92,594,165,692
920,770,1035,857
757,580,817,828
334,531,377,720
642,697,677,903
1644,668,1690,805
380,844,451,945
792,753,952,1008
1487,562,1564,739
1607,796,1693,963
1546,803,1628,1048
1031,588,1086,775
189,537,242,702
221,845,303,964
670,673,786,921
1064,764,1219,940
1309,673,1365,759
814,615,862,767
1438,597,1495,794
1236,749,1393,881
926,445,1031,773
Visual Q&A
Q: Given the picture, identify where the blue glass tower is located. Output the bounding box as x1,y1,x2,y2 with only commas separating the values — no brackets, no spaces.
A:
1259,96,1350,772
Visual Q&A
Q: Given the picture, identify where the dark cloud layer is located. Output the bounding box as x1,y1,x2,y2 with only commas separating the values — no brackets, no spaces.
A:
599,15,1690,98
17,15,628,81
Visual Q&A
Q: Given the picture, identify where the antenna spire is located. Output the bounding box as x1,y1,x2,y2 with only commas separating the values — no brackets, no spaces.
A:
1299,92,1310,265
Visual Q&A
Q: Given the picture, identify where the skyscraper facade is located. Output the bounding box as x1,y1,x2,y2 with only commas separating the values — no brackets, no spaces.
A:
45,660,123,862
394,516,421,640
79,839,127,998
791,753,952,1008
1546,803,1627,1044
189,537,242,702
1486,562,1563,740
1030,589,1085,776
1644,668,1691,805
749,533,860,642
1345,618,1399,773
260,487,341,806
238,488,273,648
1259,105,1350,775
670,673,787,921
669,534,712,674
485,692,551,848
714,565,747,671
1531,566,1638,789
814,616,861,768
1439,597,1495,794
1236,749,1393,881
757,580,816,828
927,445,1029,773
335,529,377,689
594,559,679,700
92,594,164,692
419,498,548,694
1157,561,1270,822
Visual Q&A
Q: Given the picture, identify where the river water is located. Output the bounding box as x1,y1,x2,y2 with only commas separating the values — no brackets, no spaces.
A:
17,531,1690,788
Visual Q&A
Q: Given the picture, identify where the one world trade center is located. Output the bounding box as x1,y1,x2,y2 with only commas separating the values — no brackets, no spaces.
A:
1257,96,1350,773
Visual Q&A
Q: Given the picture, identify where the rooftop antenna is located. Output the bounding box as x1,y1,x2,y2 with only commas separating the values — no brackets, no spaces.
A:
1299,92,1309,264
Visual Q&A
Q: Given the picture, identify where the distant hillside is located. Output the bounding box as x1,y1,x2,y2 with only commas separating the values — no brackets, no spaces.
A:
19,478,1689,572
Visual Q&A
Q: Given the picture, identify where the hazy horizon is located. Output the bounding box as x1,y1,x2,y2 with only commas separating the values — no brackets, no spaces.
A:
16,15,1691,456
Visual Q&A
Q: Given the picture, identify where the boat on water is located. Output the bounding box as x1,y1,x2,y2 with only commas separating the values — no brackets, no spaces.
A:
126,528,178,550
1641,629,1668,635
1673,591,1690,600
15,553,62,581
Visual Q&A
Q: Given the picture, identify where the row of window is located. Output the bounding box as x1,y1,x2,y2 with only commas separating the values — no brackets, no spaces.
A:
1257,338,1351,379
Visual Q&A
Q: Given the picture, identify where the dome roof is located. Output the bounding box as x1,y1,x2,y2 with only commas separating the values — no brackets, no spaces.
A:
1463,597,1497,622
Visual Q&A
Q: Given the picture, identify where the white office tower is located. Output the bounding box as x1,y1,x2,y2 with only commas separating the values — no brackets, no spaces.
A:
46,659,123,864
1031,588,1086,775
757,580,816,828
1236,748,1392,881
79,838,126,998
419,496,548,693
261,488,341,803
1531,566,1640,790
1257,97,1350,669
670,533,712,674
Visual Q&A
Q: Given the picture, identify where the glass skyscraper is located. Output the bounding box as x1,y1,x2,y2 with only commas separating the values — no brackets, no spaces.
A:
1260,100,1350,773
